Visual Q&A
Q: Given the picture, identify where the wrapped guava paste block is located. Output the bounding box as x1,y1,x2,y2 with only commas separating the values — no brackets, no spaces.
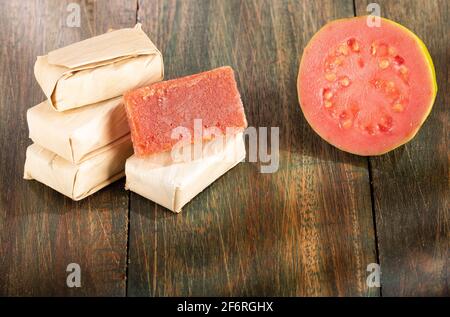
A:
27,97,129,163
125,132,245,213
24,135,133,200
34,24,163,111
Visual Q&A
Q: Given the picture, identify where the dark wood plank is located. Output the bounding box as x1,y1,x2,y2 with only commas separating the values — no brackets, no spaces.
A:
0,0,137,296
128,0,378,296
355,0,449,296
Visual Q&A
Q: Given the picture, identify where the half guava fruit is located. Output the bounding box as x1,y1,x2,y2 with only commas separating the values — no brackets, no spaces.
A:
297,16,437,156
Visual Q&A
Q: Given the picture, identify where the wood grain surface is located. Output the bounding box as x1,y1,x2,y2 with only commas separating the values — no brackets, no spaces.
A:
355,0,449,297
0,0,447,297
127,0,378,297
0,0,137,296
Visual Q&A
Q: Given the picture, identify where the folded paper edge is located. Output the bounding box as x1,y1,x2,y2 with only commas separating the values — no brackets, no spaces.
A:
173,186,182,213
34,25,163,110
70,133,131,164
23,144,78,198
47,23,159,68
27,101,73,162
24,142,130,201
125,134,246,213
27,99,131,163
173,149,246,213
72,171,125,201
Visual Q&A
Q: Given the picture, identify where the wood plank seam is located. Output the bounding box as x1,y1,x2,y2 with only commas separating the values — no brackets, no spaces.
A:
367,158,382,296
125,0,141,298
351,0,383,297
125,0,379,297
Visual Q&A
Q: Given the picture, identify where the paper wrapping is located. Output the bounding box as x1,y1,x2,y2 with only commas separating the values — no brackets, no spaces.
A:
27,97,129,163
34,24,164,111
24,135,133,200
125,133,246,213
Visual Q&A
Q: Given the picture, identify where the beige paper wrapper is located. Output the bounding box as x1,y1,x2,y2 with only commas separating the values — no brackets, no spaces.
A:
125,133,246,213
27,97,129,163
24,135,133,200
34,24,164,111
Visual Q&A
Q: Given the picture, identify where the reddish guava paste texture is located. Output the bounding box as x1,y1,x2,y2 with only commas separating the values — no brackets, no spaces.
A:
124,66,247,157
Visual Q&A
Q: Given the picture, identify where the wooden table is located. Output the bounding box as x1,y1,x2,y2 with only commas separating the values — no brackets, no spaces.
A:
0,0,448,297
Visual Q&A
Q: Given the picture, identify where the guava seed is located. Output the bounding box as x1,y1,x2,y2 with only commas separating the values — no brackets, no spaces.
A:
399,65,408,74
385,81,397,94
378,116,393,132
334,56,344,65
379,59,390,69
388,47,397,56
341,119,353,129
392,103,404,112
324,90,333,100
365,125,375,135
347,38,360,52
339,76,350,87
325,72,337,81
338,44,349,55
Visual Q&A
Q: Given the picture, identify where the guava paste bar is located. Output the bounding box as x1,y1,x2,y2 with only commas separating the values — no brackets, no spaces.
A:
124,66,247,156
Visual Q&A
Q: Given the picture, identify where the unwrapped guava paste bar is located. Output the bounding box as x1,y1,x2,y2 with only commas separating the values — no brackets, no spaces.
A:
123,66,247,157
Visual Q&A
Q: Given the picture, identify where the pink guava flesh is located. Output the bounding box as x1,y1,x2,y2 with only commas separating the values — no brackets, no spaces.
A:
298,16,436,155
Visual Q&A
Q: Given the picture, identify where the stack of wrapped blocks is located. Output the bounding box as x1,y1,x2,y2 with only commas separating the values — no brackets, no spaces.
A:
24,24,247,213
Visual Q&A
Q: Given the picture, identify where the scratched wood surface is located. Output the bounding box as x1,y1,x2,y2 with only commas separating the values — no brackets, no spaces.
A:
127,0,378,297
0,0,447,297
355,0,449,297
0,0,136,296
